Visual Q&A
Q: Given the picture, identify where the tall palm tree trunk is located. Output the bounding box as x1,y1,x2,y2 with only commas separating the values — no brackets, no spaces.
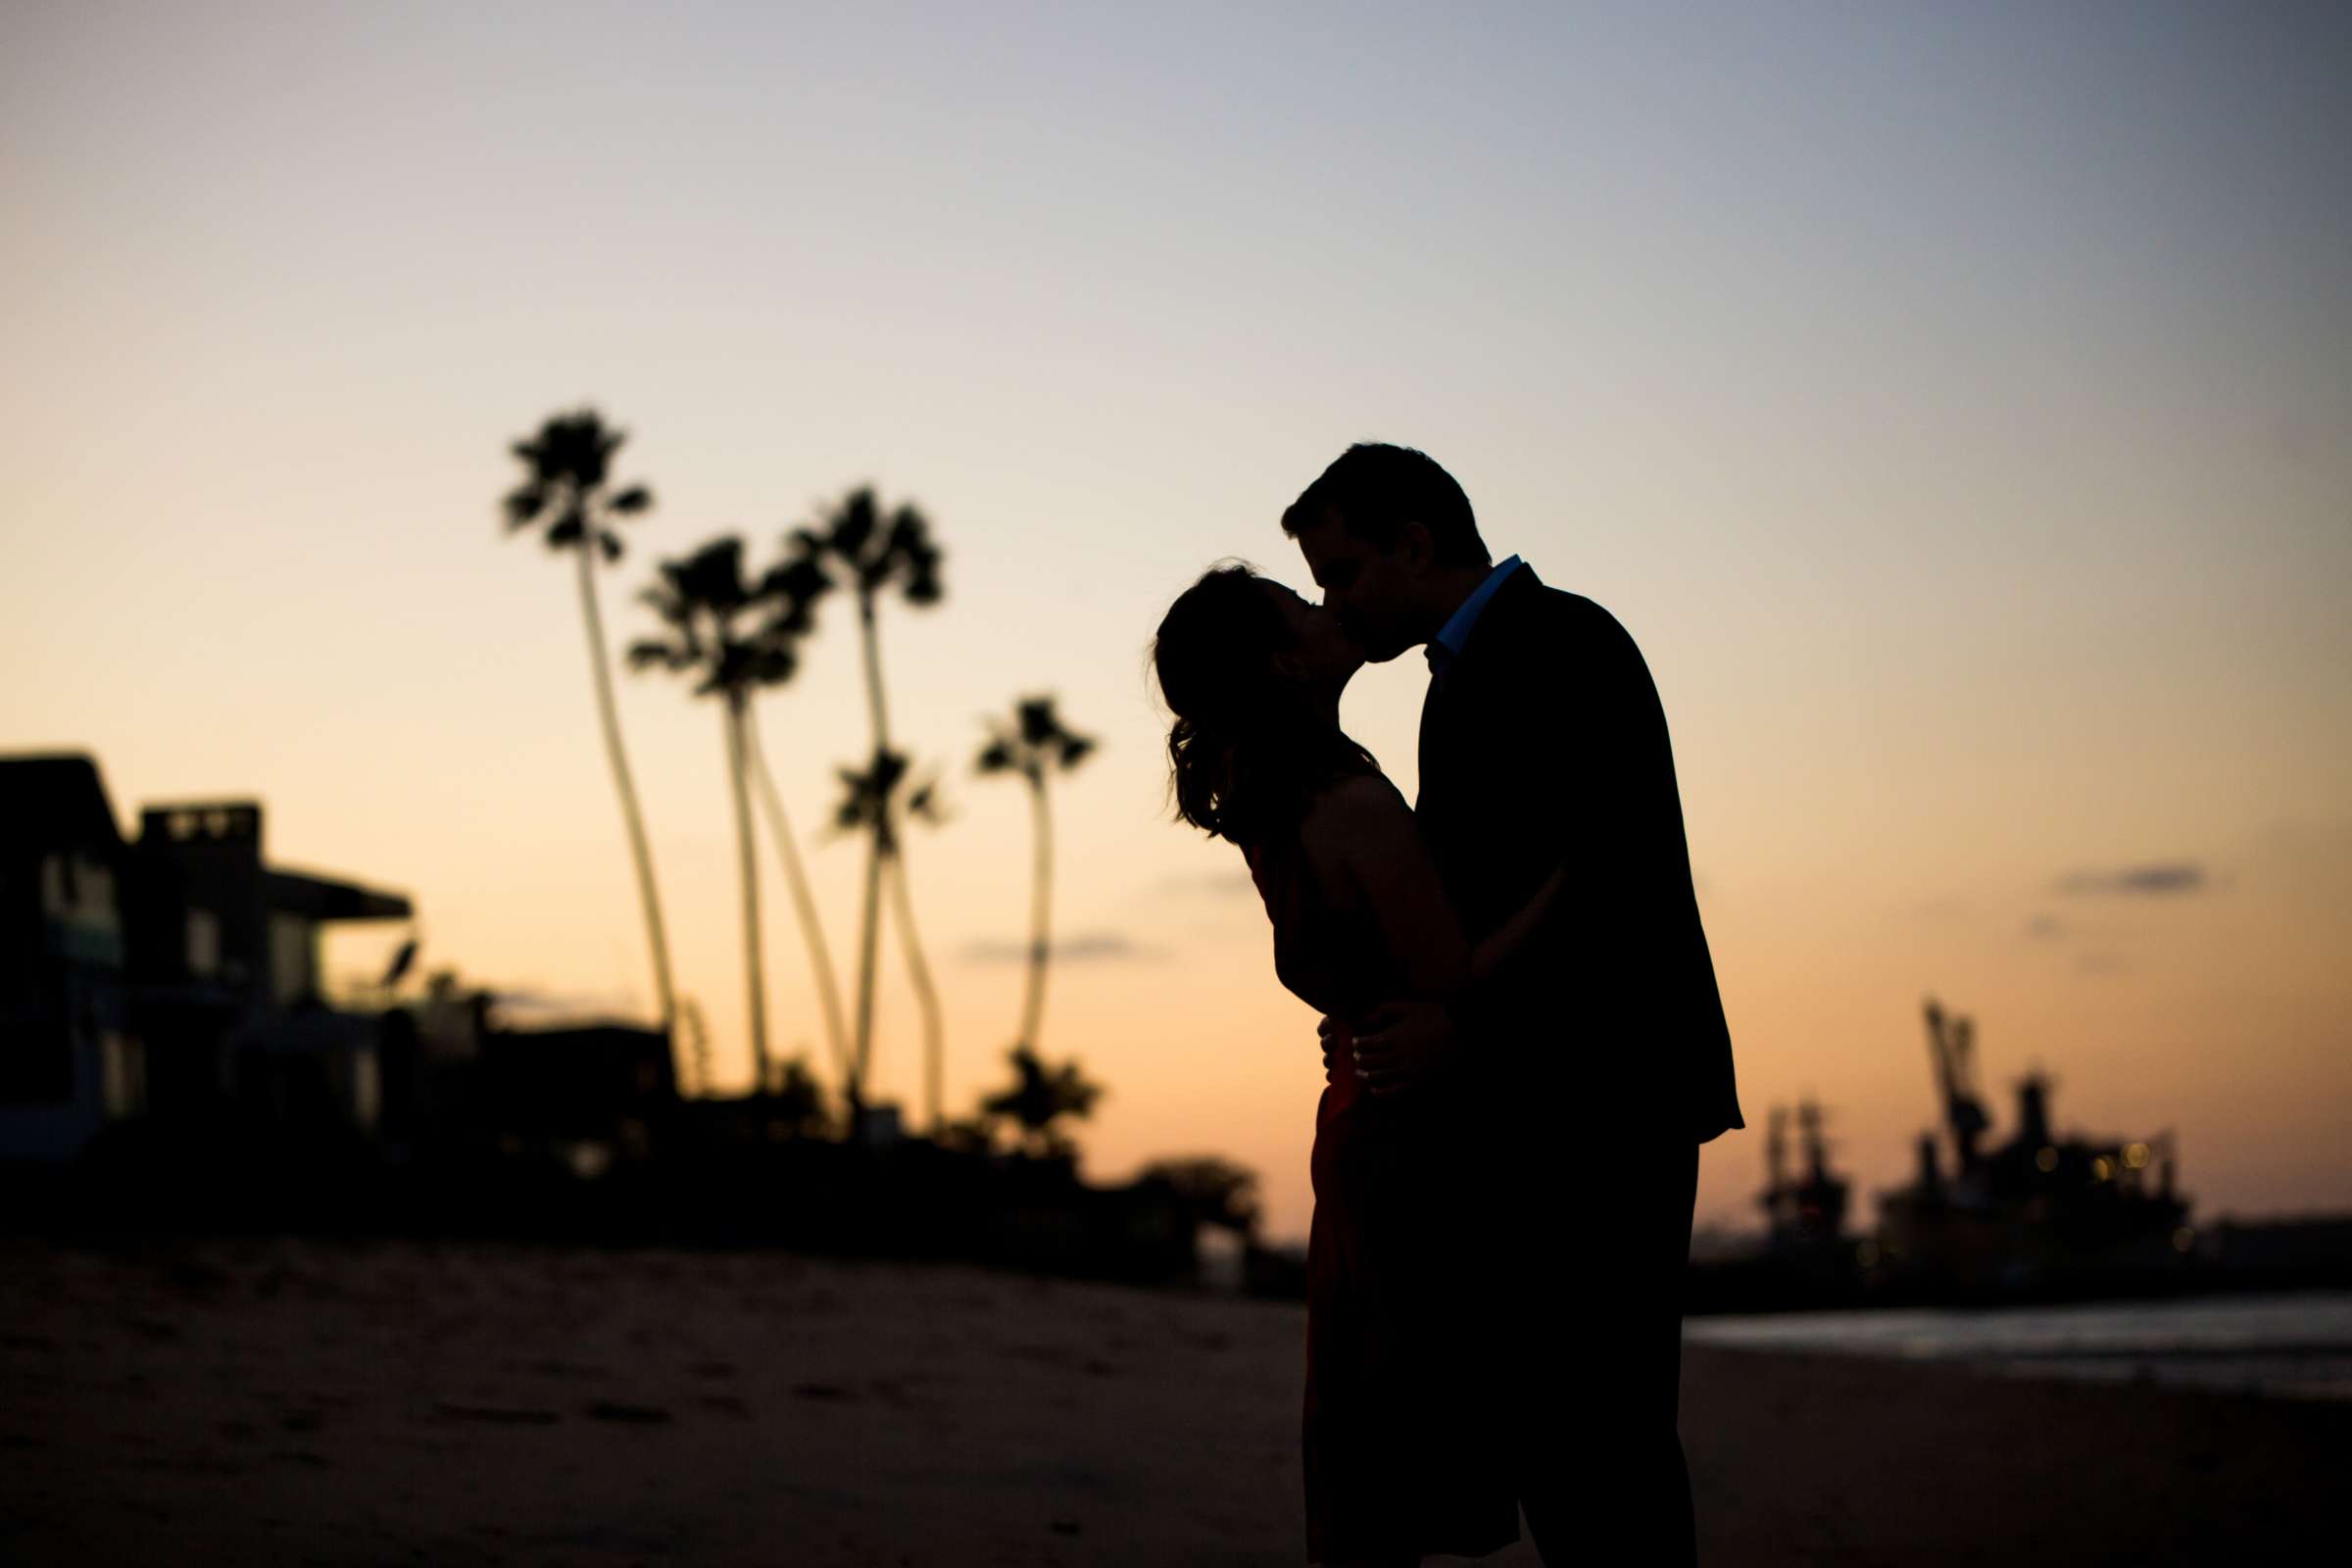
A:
574,541,678,1041
849,826,885,1116
1020,776,1054,1051
743,706,851,1085
847,593,892,1116
885,852,945,1132
680,1000,712,1099
857,594,894,749
723,692,771,1094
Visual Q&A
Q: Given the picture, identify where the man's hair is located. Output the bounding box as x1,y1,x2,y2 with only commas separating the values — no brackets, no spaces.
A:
1280,443,1490,568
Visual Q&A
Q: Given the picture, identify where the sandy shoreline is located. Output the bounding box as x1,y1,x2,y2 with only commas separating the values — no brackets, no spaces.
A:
2,1234,2340,1566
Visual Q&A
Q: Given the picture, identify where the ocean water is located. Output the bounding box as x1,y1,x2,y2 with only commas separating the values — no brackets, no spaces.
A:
1683,1291,2352,1400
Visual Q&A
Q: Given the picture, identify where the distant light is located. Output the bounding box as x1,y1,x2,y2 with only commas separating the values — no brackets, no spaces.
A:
2035,1146,2060,1173
2172,1227,2196,1253
2091,1156,2114,1182
2124,1142,2150,1169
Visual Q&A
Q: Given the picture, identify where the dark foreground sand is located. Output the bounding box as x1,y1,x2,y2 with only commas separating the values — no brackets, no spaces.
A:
2,1235,2340,1566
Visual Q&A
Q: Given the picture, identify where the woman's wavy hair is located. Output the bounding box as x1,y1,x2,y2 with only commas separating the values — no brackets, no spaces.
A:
1151,562,1375,847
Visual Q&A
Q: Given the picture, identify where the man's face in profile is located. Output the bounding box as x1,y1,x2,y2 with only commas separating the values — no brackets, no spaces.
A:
1294,510,1421,663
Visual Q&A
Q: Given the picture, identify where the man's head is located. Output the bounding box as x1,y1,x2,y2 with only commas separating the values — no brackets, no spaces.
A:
1281,443,1491,662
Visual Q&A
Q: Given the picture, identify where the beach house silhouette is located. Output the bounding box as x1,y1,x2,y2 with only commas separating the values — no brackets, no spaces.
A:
0,753,411,1164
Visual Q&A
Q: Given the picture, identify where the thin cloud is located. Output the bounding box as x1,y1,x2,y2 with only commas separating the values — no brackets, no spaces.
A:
1907,896,1971,921
2025,914,2067,941
959,930,1162,964
2057,862,2209,897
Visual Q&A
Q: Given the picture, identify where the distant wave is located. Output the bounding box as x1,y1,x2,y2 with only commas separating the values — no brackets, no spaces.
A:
1685,1292,2352,1401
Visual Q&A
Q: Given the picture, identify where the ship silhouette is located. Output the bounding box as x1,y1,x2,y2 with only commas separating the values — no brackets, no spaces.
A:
1872,997,2192,1293
1758,1099,1850,1257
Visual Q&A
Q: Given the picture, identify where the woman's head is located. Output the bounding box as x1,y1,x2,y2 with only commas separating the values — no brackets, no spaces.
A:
1152,562,1369,844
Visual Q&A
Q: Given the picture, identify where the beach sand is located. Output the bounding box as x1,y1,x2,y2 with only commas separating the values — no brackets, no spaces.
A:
2,1235,2340,1566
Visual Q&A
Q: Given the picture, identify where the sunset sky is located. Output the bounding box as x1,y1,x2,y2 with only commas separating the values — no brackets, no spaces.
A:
6,2,2347,1241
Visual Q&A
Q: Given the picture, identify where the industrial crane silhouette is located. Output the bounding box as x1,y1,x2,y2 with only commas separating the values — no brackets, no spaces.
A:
1923,999,1990,1167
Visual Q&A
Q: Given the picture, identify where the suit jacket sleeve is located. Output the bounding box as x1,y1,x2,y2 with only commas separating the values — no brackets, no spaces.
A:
1467,594,1741,1139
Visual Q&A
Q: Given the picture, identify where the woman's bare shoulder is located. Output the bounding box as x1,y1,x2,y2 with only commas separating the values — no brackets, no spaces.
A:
1298,770,1413,854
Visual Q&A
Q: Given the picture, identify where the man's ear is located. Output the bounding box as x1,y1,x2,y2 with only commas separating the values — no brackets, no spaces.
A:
1398,519,1437,577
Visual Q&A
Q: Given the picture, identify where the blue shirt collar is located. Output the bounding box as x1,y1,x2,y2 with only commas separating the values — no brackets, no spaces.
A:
1430,556,1524,662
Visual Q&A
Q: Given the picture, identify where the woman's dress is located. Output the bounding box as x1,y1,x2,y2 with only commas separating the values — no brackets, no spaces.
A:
1248,794,1517,1564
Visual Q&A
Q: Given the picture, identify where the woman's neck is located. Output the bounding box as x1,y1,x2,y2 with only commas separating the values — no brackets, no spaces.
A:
1298,676,1345,730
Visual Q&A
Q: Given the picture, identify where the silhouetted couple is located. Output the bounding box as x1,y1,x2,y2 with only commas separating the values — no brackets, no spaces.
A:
1153,444,1742,1566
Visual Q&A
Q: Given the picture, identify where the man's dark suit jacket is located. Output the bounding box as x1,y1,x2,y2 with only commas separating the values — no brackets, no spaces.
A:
1415,565,1742,1149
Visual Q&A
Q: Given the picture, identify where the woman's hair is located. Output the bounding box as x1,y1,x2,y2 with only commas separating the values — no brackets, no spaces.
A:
1151,562,1375,846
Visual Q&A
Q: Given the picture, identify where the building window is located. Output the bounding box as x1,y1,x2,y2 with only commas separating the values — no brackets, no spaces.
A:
39,853,71,916
270,911,317,1004
101,1032,146,1118
186,908,222,979
74,857,115,920
351,1046,379,1132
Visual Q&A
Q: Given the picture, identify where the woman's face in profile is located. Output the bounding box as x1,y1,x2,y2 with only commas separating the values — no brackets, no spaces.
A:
1263,579,1365,694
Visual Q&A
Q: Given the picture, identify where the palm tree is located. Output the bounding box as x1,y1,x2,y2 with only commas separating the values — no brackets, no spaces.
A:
677,998,714,1099
742,705,852,1087
975,695,1097,1054
1137,1155,1263,1238
502,408,676,1042
887,768,950,1132
789,487,945,1120
743,546,854,1087
627,536,825,1094
766,1055,832,1139
828,749,951,1128
979,1045,1104,1162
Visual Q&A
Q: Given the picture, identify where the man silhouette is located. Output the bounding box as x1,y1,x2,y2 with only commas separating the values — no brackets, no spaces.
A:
1286,442,1741,1566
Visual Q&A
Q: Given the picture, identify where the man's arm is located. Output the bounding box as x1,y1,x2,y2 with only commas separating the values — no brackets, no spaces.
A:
1471,860,1567,987
1347,598,1661,1088
1343,857,1568,1094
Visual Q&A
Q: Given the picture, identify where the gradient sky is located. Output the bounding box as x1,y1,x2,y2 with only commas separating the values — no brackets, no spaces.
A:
6,2,2348,1241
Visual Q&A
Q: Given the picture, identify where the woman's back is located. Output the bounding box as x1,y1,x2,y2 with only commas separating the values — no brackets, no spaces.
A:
1244,778,1400,1025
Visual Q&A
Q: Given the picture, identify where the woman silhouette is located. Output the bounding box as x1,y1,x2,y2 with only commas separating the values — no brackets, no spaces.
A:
1153,563,1562,1566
